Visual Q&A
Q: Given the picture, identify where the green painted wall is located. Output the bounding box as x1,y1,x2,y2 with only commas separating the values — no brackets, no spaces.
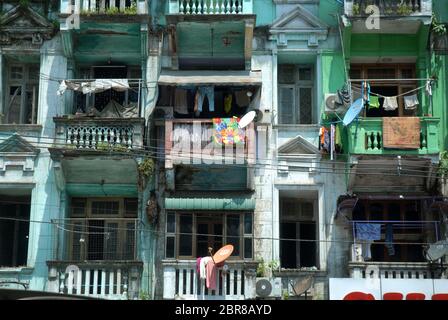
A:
350,34,420,57
319,0,343,27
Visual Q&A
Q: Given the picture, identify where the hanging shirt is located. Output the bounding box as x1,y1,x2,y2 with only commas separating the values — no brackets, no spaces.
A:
404,94,419,110
383,96,398,111
355,223,381,241
368,96,380,109
174,88,189,114
224,94,233,114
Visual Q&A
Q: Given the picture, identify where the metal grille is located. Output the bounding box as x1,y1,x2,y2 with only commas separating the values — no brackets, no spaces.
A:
54,218,138,261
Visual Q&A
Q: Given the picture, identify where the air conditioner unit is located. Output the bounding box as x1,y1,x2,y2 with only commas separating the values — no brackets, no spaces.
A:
324,93,347,114
255,277,282,299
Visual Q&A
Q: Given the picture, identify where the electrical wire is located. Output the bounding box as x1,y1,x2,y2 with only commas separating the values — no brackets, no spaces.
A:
0,133,441,178
0,216,444,247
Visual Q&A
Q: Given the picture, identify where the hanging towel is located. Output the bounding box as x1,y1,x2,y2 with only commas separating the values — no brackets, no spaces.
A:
224,93,233,114
368,96,380,109
335,124,342,146
200,257,212,280
426,80,432,96
196,257,202,275
355,223,381,241
174,88,189,114
235,90,250,107
383,96,398,111
206,259,217,290
385,224,395,256
404,94,419,110
362,240,373,261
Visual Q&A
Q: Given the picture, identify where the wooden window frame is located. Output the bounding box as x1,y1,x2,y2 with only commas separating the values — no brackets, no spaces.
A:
5,63,39,124
280,199,319,269
167,211,254,260
349,64,417,117
67,197,138,261
278,64,315,125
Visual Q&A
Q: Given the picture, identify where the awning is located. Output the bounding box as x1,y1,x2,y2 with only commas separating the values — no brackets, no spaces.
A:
158,70,262,86
165,197,255,210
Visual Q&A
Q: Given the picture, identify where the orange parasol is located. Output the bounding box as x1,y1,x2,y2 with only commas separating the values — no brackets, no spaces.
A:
212,244,234,265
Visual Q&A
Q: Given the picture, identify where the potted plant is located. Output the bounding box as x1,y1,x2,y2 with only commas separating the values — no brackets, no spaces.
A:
431,15,448,55
396,2,413,16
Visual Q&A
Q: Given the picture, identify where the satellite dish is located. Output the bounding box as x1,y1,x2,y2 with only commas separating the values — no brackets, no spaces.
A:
238,111,256,129
290,275,314,297
425,240,448,261
212,244,234,264
342,98,364,126
255,279,272,298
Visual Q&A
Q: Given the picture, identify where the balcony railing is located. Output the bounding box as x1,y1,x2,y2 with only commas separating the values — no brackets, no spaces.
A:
168,0,253,15
60,0,148,15
344,0,431,17
162,260,257,300
347,117,440,155
348,261,442,279
47,261,143,300
164,119,255,168
54,117,145,150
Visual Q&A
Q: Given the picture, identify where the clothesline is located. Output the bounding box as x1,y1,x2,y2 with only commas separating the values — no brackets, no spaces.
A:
350,83,428,99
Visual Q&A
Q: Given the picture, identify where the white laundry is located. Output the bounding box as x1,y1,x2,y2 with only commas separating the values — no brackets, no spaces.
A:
199,257,212,280
57,79,130,95
383,96,398,111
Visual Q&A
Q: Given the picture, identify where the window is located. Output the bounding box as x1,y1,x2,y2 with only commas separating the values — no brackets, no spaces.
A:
280,198,317,269
349,64,417,117
73,66,141,113
5,64,39,124
278,65,314,124
352,200,435,263
0,196,30,267
66,197,138,261
165,212,253,259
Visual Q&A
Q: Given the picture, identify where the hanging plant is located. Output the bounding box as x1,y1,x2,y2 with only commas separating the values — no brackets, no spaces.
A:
138,157,155,190
431,14,448,55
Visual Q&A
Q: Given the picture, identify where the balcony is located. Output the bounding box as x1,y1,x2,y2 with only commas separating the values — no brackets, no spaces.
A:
344,0,432,34
54,117,145,151
348,220,444,279
60,0,149,15
168,0,253,15
347,117,440,156
46,261,143,300
162,260,257,300
165,119,255,169
345,0,431,17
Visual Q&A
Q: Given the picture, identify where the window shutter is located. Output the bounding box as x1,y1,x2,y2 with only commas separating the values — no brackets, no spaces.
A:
279,86,295,124
299,87,313,124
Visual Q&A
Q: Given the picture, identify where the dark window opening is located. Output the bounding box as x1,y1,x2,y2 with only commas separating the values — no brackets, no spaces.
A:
0,196,31,267
280,197,318,269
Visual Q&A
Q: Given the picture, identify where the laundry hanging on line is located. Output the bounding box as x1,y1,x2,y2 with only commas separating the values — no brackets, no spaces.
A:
404,94,419,110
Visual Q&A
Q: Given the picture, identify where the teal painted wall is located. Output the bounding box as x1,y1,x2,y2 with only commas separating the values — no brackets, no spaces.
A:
254,0,275,26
